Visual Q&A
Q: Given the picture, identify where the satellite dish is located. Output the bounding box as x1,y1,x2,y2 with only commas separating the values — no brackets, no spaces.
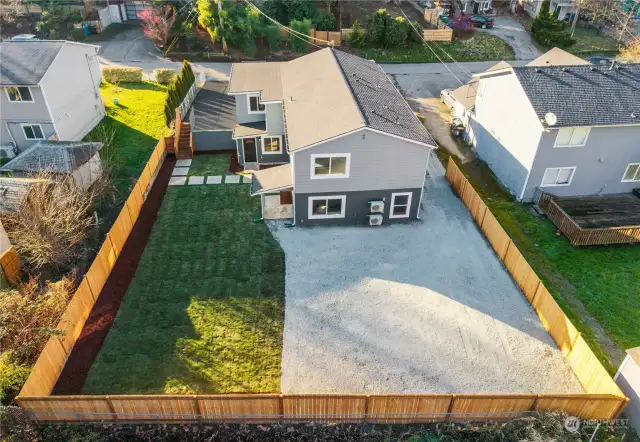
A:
545,112,557,126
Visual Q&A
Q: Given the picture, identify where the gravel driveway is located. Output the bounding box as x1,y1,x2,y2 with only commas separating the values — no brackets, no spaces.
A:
269,159,582,394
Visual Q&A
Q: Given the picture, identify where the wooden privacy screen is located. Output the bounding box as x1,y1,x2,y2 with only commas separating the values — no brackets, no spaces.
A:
444,159,628,405
14,153,629,424
17,140,167,398
0,247,21,284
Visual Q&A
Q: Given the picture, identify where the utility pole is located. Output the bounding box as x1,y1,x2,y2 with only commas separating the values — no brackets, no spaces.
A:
216,0,228,54
570,4,580,38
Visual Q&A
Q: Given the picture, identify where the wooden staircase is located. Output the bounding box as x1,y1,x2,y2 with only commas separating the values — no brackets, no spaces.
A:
174,109,193,160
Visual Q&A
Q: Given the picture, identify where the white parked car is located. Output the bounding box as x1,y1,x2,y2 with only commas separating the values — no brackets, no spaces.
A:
440,89,456,109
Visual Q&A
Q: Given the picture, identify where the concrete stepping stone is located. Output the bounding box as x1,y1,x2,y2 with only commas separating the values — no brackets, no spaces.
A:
206,176,222,184
172,167,189,176
188,176,205,185
225,175,240,184
242,175,253,183
169,176,187,186
176,159,192,167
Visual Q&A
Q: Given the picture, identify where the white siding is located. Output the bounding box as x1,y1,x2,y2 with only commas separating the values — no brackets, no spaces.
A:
616,355,640,435
293,129,430,194
39,42,105,142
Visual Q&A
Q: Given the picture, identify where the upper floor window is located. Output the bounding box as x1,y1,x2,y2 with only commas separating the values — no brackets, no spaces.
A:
22,123,44,140
622,163,640,182
541,166,575,187
554,127,590,147
6,86,33,102
262,135,282,154
247,94,265,114
310,153,350,179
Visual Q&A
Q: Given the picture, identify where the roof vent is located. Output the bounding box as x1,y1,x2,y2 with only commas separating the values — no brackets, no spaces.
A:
534,68,539,73
609,60,616,70
632,112,637,119
561,67,568,72
589,66,595,71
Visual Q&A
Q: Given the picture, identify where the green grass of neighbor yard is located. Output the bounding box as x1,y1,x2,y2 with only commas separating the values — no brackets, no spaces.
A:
85,82,169,195
188,154,232,177
442,152,640,374
566,25,621,57
351,33,515,63
82,180,285,394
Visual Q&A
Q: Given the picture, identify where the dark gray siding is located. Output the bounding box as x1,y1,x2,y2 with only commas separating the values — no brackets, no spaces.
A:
294,188,421,226
257,135,289,164
193,130,235,151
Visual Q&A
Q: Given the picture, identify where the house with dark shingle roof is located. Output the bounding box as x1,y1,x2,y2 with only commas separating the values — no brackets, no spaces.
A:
471,61,640,201
0,40,105,156
226,48,437,226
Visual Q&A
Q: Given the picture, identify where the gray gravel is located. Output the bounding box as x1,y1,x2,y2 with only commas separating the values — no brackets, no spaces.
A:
269,159,583,395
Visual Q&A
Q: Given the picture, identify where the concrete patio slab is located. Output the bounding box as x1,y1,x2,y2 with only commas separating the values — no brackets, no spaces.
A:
176,159,193,167
172,167,189,176
243,175,253,184
188,176,205,185
225,175,240,184
206,175,222,184
168,177,187,186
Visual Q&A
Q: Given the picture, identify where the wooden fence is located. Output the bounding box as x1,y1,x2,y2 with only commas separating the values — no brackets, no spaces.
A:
423,28,453,41
279,28,342,47
17,140,167,398
14,154,629,424
537,191,640,246
0,247,21,284
445,159,628,408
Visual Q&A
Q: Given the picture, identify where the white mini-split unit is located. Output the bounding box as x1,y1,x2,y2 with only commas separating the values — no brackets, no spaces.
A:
368,214,383,226
369,200,384,213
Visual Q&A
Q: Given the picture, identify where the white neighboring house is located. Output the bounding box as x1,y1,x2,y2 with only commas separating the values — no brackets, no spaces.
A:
0,141,104,190
519,0,578,19
0,40,105,158
615,347,640,435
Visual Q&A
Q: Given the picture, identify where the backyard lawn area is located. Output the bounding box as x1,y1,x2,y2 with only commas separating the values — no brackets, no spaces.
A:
351,33,515,63
82,176,285,394
445,153,640,374
565,26,621,57
187,154,232,177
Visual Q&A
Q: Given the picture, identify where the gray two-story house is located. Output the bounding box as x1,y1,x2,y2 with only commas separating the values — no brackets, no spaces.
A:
471,62,640,201
0,40,105,158
228,48,437,226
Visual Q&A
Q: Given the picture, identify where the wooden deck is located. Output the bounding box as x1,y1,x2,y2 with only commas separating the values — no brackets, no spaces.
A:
536,191,640,246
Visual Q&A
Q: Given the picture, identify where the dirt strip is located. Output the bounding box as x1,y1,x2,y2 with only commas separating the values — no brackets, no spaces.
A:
52,155,177,395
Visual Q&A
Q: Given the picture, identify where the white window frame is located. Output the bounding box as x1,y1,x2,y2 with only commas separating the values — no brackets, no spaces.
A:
5,86,34,103
308,195,346,219
621,163,640,183
553,127,591,148
261,135,282,154
389,192,413,219
20,123,45,140
246,93,265,114
540,166,576,187
310,153,351,179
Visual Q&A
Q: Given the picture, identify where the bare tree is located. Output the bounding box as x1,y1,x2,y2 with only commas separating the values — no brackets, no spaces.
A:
0,0,25,24
578,0,639,43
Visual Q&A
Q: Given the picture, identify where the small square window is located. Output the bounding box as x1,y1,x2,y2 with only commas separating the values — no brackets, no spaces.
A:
6,86,32,102
311,154,350,179
22,124,44,140
248,95,265,113
622,164,640,182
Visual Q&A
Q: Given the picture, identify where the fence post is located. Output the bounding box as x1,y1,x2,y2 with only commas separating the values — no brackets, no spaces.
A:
446,394,456,422
570,332,582,351
278,394,284,423
363,395,370,424
193,395,203,428
612,398,630,420
105,396,117,422
532,394,541,413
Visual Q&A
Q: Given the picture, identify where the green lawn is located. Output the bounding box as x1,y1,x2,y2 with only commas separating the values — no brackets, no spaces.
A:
351,33,515,63
82,182,285,394
188,154,232,177
85,82,169,194
447,154,640,374
566,26,621,57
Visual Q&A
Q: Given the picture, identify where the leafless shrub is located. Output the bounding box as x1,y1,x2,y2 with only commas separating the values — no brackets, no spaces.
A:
0,275,74,364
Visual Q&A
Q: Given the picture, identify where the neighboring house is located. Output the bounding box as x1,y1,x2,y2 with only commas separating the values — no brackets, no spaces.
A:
459,0,492,14
519,0,544,18
0,141,103,190
228,48,437,226
615,347,640,435
470,60,640,201
549,0,577,20
0,40,105,156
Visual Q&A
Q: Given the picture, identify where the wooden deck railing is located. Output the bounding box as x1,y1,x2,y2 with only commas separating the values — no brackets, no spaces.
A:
536,190,640,246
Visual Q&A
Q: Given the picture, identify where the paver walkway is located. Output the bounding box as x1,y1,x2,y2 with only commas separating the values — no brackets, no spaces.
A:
169,159,249,186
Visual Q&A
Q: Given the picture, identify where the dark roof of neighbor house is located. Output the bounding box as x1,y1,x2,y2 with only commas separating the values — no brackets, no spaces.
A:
331,49,436,147
512,63,640,128
0,41,65,86
0,141,103,174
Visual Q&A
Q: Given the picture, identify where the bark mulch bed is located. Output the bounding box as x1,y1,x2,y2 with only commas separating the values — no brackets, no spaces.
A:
52,155,177,395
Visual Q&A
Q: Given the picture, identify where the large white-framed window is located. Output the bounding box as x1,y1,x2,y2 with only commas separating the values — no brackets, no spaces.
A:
310,153,350,179
622,163,640,183
308,195,346,219
21,123,45,140
5,86,33,103
541,166,576,187
554,127,590,147
389,192,413,219
262,135,282,154
246,93,265,114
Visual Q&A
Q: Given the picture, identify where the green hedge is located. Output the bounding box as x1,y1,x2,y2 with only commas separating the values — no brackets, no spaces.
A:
164,60,196,126
101,66,144,83
154,68,177,85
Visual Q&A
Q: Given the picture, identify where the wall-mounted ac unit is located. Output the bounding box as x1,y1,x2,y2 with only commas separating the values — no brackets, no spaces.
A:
369,200,384,213
368,214,383,226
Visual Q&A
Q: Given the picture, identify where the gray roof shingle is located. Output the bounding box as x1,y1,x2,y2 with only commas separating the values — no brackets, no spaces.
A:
512,63,640,128
332,49,436,146
0,41,66,86
0,141,103,174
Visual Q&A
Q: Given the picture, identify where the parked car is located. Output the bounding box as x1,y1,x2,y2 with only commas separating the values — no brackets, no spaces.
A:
469,15,494,28
10,34,37,41
587,56,613,65
440,89,455,109
451,118,465,138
